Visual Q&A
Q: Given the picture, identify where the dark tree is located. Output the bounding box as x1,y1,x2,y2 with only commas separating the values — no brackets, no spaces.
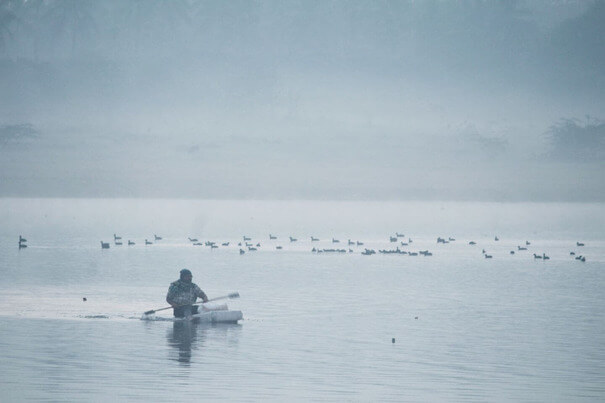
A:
546,117,605,161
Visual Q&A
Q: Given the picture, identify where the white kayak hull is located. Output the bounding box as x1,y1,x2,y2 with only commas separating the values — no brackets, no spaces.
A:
141,302,243,323
185,309,243,323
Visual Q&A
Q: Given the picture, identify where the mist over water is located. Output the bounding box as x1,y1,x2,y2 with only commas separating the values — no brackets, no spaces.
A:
1,0,604,200
2,198,605,242
2,198,604,294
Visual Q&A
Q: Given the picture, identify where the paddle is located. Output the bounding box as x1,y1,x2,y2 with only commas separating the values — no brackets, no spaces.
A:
143,292,240,316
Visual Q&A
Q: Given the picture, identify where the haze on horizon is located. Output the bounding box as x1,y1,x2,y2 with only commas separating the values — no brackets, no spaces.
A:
0,0,604,201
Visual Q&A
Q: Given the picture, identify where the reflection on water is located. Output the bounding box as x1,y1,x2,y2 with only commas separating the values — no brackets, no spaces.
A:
168,321,204,365
167,321,242,365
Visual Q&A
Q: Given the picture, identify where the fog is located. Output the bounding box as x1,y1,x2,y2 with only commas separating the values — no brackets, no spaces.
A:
1,0,604,201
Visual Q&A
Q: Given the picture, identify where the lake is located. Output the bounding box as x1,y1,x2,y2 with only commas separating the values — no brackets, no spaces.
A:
1,198,604,401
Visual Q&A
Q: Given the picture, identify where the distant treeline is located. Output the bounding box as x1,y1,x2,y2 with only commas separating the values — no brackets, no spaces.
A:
546,118,605,161
0,0,603,81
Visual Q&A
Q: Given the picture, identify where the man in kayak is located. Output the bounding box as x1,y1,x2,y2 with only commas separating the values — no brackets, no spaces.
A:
166,269,209,317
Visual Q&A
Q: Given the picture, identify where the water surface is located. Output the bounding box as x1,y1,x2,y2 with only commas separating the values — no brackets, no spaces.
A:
1,199,604,401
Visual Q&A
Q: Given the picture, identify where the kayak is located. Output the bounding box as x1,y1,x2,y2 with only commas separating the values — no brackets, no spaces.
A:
184,309,243,323
141,302,243,323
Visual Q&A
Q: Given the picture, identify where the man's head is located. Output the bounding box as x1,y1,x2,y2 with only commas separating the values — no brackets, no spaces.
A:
180,268,192,283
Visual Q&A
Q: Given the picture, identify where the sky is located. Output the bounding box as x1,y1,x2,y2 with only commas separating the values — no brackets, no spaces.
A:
0,0,604,201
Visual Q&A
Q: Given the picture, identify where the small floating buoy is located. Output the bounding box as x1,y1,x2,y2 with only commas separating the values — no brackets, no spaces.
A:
83,297,87,302
392,338,395,343
415,316,418,320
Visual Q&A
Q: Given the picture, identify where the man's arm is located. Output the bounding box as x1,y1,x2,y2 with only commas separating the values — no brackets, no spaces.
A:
195,285,209,303
166,284,178,307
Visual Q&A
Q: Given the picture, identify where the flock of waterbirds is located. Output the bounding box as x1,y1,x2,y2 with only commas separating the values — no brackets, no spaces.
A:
17,232,589,262
100,233,162,249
